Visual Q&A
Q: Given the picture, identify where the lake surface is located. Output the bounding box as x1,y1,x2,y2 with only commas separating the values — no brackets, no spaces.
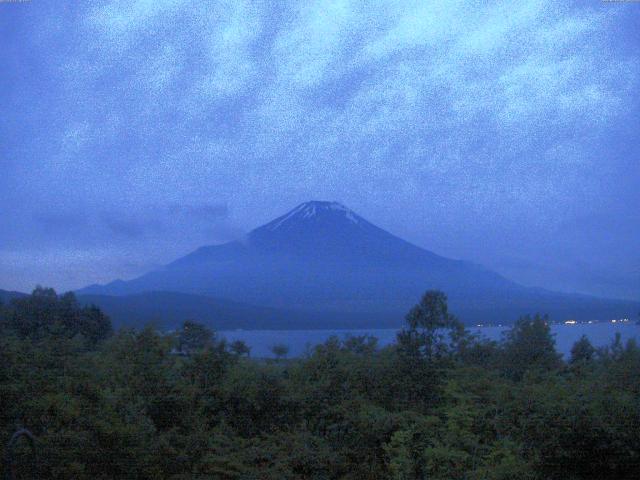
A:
220,323,640,359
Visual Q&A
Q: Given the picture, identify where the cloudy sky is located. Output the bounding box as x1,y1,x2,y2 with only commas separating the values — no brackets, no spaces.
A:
1,0,639,300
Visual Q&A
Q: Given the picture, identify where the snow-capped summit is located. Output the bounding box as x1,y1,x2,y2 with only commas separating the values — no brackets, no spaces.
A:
264,201,359,231
245,200,384,257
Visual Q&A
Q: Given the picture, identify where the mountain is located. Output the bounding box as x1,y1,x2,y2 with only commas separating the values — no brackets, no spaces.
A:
0,289,27,304
79,201,639,327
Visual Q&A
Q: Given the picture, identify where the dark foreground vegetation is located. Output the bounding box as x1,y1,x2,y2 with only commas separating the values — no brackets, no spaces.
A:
1,288,639,479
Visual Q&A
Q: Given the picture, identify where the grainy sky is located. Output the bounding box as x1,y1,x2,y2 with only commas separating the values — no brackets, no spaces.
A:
1,0,638,299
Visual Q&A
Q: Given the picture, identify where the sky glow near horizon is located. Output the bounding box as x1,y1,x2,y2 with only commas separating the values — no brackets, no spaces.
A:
1,0,639,300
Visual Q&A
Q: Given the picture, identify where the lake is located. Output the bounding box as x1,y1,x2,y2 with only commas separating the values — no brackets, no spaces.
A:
219,322,640,359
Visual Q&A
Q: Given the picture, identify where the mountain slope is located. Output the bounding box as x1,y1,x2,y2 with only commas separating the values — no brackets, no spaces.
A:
79,201,639,326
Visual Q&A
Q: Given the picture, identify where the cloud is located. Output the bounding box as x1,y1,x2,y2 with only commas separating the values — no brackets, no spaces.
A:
87,0,188,49
29,203,230,240
57,0,635,183
271,1,355,90
167,203,229,220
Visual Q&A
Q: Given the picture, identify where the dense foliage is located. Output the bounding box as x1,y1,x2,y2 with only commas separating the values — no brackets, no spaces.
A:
1,289,639,479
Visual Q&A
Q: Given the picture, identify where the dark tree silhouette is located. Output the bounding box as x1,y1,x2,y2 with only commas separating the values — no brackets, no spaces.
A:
270,343,289,361
501,314,561,380
397,290,465,360
569,335,596,365
230,339,251,357
178,320,213,354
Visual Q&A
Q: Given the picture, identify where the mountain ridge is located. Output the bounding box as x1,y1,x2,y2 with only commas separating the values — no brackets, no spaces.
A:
77,201,639,327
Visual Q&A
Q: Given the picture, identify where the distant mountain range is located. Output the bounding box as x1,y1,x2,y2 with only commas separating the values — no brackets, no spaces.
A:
74,201,639,329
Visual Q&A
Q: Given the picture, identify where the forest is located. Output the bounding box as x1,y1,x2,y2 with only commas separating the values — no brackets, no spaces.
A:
1,287,639,479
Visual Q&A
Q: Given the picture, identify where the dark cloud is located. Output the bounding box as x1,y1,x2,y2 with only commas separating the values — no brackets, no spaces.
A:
30,203,230,240
33,211,90,235
167,203,229,221
100,213,163,239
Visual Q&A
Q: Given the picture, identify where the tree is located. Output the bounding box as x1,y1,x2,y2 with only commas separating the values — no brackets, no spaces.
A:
397,290,465,361
2,287,112,346
230,339,251,357
569,335,595,365
271,344,289,361
342,334,378,355
501,314,561,380
178,320,213,354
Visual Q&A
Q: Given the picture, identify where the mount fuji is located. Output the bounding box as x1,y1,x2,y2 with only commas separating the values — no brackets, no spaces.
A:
78,201,638,328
